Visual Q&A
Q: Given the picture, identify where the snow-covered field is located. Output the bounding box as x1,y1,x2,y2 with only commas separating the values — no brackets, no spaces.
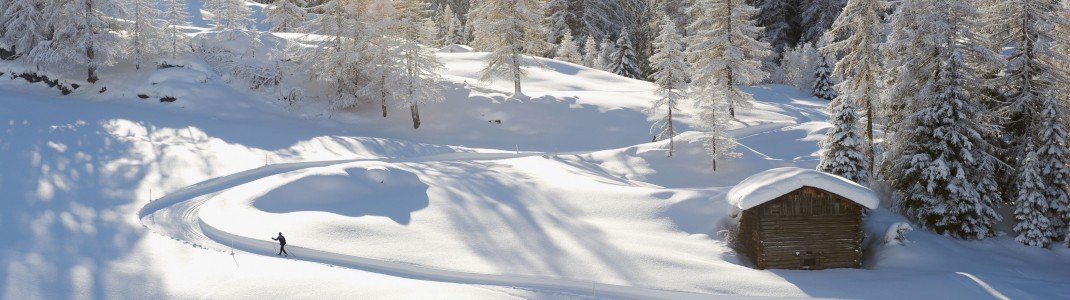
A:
2,47,1069,299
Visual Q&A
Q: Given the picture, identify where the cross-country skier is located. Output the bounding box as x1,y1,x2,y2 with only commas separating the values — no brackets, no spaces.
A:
272,232,288,257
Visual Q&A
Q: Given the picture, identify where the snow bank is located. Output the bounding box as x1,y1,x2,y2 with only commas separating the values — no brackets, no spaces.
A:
438,44,474,53
146,67,209,85
726,167,878,210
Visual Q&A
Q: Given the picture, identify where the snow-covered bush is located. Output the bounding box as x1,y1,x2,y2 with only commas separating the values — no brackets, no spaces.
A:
195,30,284,90
883,222,914,246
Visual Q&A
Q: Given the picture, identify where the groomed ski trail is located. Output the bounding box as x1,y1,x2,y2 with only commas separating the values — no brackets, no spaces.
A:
138,152,749,300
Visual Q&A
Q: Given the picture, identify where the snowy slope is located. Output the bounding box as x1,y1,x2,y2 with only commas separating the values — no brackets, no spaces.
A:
2,46,1069,299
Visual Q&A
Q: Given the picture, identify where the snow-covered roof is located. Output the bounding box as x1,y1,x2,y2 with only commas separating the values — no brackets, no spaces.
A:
727,168,879,210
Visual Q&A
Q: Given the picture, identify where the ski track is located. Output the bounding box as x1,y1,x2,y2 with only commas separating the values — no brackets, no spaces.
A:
138,151,755,300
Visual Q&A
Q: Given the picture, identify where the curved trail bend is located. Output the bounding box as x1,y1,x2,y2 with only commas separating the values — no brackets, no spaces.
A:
138,152,736,300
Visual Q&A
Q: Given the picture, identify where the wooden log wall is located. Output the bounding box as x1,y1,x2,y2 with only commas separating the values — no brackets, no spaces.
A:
737,186,864,270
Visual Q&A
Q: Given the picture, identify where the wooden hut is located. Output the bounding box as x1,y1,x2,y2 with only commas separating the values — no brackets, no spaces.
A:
728,168,879,270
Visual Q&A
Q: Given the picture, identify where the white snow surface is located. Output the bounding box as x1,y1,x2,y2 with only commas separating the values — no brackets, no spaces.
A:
1,27,1069,299
727,167,879,210
439,44,475,53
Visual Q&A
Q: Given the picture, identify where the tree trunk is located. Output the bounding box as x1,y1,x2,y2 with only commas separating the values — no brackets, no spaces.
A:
411,103,421,129
667,105,674,157
711,120,718,171
87,62,98,83
512,52,522,96
381,77,388,117
727,67,736,118
85,0,98,83
725,2,736,119
133,0,141,70
865,98,874,173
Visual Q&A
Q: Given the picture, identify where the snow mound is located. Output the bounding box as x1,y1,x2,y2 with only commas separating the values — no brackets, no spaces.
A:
883,222,914,245
726,167,878,210
146,67,209,85
252,166,429,225
135,66,212,101
438,44,474,53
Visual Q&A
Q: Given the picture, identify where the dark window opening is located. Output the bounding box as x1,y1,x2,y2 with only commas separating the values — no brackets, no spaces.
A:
803,258,816,269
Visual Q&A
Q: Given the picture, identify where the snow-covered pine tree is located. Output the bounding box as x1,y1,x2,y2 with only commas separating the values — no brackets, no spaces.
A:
441,5,466,45
799,0,846,44
987,0,1070,245
686,0,770,119
686,0,769,169
1057,2,1070,100
1015,144,1055,247
359,0,402,118
127,0,165,69
885,0,1002,239
575,0,626,42
621,0,656,79
0,0,9,53
581,36,599,67
554,28,583,64
463,13,476,43
428,0,470,17
818,98,868,183
754,0,803,58
880,0,926,194
395,0,445,128
595,37,615,70
30,0,126,83
656,0,691,35
880,0,921,130
779,42,820,91
1033,82,1070,244
1,0,45,58
266,0,307,32
812,53,837,100
469,0,545,97
162,0,192,58
207,0,253,30
609,27,643,79
1056,4,1070,244
299,0,366,110
545,0,572,47
431,4,448,45
0,0,10,26
647,16,688,157
821,0,886,174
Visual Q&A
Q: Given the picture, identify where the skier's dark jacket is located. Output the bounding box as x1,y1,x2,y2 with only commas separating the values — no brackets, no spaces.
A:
273,234,286,245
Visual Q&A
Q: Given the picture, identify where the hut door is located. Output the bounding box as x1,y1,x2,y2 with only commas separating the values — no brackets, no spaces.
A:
801,251,816,269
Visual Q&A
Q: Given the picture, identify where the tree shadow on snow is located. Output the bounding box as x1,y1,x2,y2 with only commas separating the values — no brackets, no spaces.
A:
0,99,170,298
253,167,429,225
407,160,650,284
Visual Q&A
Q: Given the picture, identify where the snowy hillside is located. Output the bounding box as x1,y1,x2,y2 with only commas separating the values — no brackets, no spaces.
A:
3,0,1070,296
2,43,1069,299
